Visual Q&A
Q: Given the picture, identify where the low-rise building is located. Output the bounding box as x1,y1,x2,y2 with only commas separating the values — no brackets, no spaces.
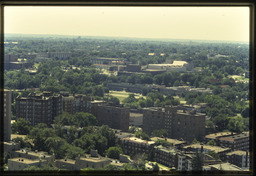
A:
55,159,76,170
206,162,242,171
75,150,111,170
154,145,177,168
120,137,155,155
10,149,54,164
150,137,186,150
218,132,249,151
183,144,231,161
225,150,250,169
4,142,20,153
8,158,47,171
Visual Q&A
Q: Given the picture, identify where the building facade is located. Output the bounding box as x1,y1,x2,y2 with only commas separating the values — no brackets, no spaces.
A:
3,90,12,141
16,92,62,126
143,106,206,142
120,137,155,156
96,105,130,132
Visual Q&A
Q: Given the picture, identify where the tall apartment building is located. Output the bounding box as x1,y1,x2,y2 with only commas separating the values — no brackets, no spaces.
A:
62,93,94,114
3,90,12,141
95,105,130,132
16,92,62,126
143,106,206,142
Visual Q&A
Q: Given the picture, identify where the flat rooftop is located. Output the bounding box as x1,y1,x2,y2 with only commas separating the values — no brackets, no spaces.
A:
8,158,46,164
226,150,249,156
183,144,231,153
123,137,155,145
55,159,76,164
150,137,186,146
205,132,235,140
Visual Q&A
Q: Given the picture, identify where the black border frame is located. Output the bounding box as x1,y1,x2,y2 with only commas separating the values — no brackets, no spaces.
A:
0,0,255,175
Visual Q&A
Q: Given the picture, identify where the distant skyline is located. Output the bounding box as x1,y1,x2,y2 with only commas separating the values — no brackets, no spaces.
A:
4,6,249,42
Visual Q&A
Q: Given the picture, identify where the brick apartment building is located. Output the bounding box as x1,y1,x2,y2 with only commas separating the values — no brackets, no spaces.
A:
143,106,206,142
62,93,94,114
94,105,130,132
3,89,12,141
16,92,62,126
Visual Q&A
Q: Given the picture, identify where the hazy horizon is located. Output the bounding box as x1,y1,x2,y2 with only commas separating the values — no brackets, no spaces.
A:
5,6,249,42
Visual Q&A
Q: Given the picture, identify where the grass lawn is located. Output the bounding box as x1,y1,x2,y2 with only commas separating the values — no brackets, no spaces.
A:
107,90,145,104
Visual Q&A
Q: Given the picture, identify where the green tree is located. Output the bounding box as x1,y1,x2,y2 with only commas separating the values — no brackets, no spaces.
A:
152,129,167,137
191,152,203,171
206,139,216,146
11,118,31,135
106,146,123,159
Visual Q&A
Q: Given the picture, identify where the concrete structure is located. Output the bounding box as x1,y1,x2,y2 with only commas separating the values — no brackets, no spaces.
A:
55,159,76,170
120,137,155,155
3,90,12,141
143,106,206,142
8,158,47,171
75,150,111,170
16,92,62,126
4,142,20,153
96,105,130,132
10,149,55,164
147,61,190,72
225,151,250,169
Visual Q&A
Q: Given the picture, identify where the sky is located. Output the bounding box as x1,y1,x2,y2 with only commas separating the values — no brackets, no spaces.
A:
4,6,250,42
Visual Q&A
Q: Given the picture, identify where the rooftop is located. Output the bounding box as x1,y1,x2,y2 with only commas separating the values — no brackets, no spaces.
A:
183,144,231,153
209,162,242,171
219,132,249,142
123,137,155,145
8,158,46,164
55,159,76,164
150,137,186,146
205,132,235,140
226,150,249,156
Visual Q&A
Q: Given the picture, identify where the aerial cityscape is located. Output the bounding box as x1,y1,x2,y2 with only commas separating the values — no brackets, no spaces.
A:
1,6,251,173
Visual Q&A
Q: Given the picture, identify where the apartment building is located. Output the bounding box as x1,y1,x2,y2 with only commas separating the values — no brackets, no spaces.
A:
143,106,206,142
96,105,130,132
225,150,250,169
62,93,94,114
154,145,178,168
218,132,249,151
16,92,62,126
3,89,12,141
120,137,155,155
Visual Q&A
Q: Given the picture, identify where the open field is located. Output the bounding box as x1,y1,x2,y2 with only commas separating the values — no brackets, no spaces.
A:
228,75,249,83
107,90,146,103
